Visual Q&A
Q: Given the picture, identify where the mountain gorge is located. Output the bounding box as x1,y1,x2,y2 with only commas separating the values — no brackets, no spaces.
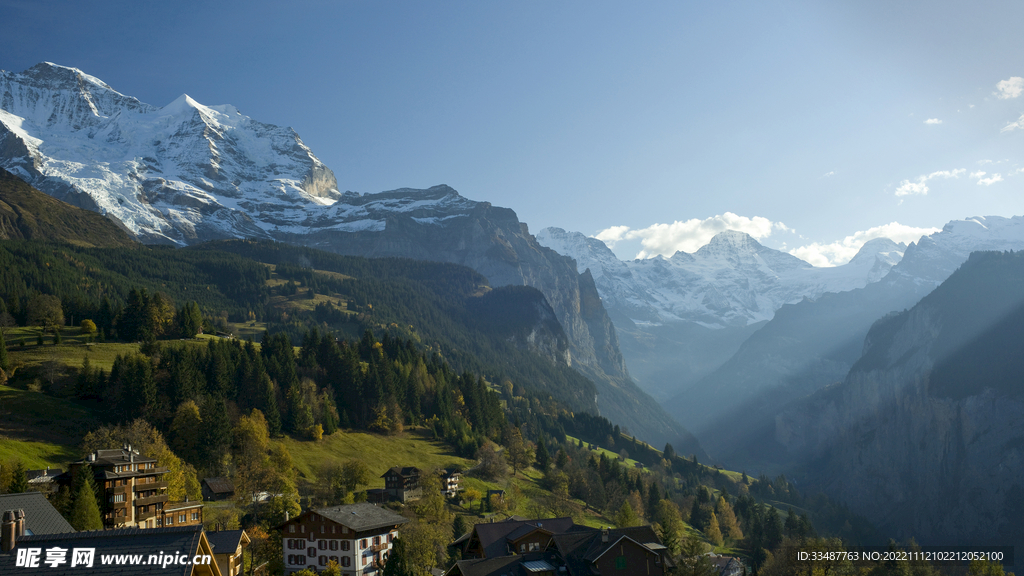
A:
776,250,1024,549
0,62,698,454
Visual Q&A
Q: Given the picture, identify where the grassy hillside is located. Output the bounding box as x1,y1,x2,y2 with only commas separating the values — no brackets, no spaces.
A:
0,168,136,247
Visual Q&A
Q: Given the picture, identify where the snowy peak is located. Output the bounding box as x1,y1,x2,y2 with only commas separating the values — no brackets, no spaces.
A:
0,62,343,243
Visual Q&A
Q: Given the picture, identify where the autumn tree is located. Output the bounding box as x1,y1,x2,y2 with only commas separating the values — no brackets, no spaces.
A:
504,427,532,476
28,294,63,331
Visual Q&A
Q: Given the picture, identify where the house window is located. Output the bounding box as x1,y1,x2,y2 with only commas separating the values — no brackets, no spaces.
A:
330,541,338,551
341,557,350,568
179,514,186,523
341,541,350,551
290,525,296,534
156,519,162,526
319,556,327,566
321,525,325,533
361,539,367,549
615,556,627,569
308,548,315,558
167,516,173,525
331,525,336,534
330,556,338,563
319,540,327,550
191,512,199,521
301,525,305,534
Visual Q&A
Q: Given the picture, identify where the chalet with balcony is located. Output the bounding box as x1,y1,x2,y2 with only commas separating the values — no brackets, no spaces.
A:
57,444,201,529
278,503,407,575
381,467,421,502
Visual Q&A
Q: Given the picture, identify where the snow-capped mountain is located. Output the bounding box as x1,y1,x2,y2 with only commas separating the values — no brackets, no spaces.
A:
0,62,340,244
536,227,906,327
0,62,704,453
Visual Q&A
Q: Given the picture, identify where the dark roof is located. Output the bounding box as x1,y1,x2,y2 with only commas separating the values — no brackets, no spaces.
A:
550,526,665,575
83,447,158,466
305,503,408,532
202,477,235,494
0,492,74,534
0,525,206,576
26,468,63,482
206,530,248,555
381,466,420,479
448,553,554,576
470,517,576,559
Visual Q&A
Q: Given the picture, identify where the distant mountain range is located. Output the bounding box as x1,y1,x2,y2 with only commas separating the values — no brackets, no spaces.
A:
0,62,700,454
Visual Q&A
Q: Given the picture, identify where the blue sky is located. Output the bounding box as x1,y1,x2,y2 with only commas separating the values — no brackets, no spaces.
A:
2,0,1022,263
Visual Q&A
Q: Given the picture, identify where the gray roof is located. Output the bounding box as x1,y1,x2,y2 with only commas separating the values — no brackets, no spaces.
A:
206,530,247,554
312,503,408,532
0,525,205,576
0,492,74,534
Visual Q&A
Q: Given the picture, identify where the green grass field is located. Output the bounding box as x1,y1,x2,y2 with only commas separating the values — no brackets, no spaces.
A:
0,384,93,466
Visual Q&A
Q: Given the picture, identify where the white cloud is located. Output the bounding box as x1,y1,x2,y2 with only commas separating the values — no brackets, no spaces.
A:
893,168,966,197
995,77,1024,99
593,213,788,259
1002,114,1024,133
593,225,631,247
971,170,1004,185
822,171,835,177
789,223,941,267
924,118,943,124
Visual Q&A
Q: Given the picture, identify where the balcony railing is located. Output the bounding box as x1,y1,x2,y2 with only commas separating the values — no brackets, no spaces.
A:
370,544,387,553
134,495,168,507
134,481,168,491
136,509,157,522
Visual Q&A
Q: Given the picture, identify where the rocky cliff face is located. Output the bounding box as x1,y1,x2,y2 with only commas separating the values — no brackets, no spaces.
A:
281,187,700,453
777,251,1024,547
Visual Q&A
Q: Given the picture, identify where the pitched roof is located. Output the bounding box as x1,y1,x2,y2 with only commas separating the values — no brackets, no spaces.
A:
202,477,235,494
206,530,250,555
26,469,63,483
381,466,420,479
0,492,74,534
309,503,408,532
0,525,214,576
550,526,664,575
469,517,576,558
448,553,555,576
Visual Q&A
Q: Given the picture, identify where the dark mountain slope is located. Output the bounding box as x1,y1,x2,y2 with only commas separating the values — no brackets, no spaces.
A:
0,168,135,247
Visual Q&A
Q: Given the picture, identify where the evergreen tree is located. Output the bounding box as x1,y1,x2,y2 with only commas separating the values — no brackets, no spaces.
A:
614,500,640,528
9,462,28,493
452,515,468,540
535,436,551,470
70,480,103,531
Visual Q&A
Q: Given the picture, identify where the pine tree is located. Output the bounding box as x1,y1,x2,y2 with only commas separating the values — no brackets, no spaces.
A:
9,462,29,493
70,480,103,530
535,436,551,470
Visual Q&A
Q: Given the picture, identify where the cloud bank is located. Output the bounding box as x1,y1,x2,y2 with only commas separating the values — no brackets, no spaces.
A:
894,169,965,197
971,171,1003,186
788,223,940,267
594,213,789,259
924,118,943,125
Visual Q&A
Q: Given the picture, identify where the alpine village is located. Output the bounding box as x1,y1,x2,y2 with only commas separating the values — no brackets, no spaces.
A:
0,61,1021,576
